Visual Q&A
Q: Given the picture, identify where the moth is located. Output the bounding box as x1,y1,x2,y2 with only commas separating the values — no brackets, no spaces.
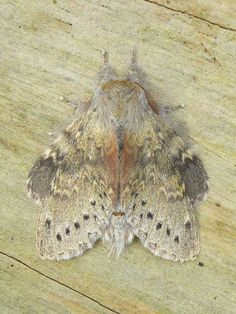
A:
27,51,208,262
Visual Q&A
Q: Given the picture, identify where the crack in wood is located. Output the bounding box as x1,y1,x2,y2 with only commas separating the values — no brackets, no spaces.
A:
189,136,232,164
208,196,233,206
0,251,120,314
143,0,236,32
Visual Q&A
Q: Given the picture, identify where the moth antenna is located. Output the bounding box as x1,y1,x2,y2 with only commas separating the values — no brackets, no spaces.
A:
130,48,137,65
96,49,117,85
102,49,109,65
127,48,145,84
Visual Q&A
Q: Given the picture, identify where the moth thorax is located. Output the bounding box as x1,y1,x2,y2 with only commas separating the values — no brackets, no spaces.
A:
101,80,145,120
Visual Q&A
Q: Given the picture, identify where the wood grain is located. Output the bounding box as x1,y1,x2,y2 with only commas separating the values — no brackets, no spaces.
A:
0,1,235,313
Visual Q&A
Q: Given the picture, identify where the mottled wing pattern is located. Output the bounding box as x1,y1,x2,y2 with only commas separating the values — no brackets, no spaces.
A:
27,110,117,260
121,111,207,262
172,152,208,206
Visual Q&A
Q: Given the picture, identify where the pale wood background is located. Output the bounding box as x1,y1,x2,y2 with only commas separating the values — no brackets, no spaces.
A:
0,1,235,313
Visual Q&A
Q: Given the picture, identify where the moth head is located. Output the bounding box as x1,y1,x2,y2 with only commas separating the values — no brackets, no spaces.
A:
99,80,148,121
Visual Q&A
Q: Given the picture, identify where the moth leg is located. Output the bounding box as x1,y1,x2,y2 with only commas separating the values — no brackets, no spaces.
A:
159,104,186,117
60,96,79,109
60,96,91,115
96,50,117,85
127,49,145,84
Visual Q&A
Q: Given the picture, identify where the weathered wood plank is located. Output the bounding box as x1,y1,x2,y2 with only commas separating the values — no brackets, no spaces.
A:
0,253,115,314
0,0,235,313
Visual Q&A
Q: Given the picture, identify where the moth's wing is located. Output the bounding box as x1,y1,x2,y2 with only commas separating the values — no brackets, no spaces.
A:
121,112,207,262
27,110,117,260
172,153,208,206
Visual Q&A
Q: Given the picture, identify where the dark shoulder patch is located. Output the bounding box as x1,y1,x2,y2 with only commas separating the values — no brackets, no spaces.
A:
27,155,59,201
173,154,208,205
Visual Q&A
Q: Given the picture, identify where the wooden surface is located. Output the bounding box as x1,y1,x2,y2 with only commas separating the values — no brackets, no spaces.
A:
0,1,235,313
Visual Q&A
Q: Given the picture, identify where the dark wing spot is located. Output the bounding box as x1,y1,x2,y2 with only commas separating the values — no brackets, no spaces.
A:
65,228,70,235
101,205,105,211
141,200,147,206
90,200,96,206
74,222,80,229
45,219,51,229
198,262,204,267
156,222,162,230
103,192,107,197
132,204,136,210
56,233,62,241
147,212,154,220
93,215,97,220
99,193,103,198
185,221,191,230
166,228,171,236
140,213,143,219
83,214,90,221
174,235,179,243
